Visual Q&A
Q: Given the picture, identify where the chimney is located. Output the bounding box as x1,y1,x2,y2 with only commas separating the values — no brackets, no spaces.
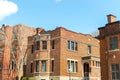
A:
36,28,44,34
107,14,116,23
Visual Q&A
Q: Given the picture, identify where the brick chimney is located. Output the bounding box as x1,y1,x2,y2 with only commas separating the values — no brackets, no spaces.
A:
36,28,44,34
107,14,116,23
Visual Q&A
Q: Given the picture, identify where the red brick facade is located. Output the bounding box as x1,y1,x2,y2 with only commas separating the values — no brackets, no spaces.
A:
0,24,100,80
98,14,120,80
26,27,100,80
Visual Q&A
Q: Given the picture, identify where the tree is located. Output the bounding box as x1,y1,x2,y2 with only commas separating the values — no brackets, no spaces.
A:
90,30,99,37
0,25,35,80
11,26,29,80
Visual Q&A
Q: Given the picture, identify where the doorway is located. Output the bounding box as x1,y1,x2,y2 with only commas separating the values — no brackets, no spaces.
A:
83,63,89,80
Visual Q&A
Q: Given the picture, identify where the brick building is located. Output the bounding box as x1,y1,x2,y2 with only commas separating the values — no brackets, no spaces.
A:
98,14,120,80
26,27,100,80
0,24,36,80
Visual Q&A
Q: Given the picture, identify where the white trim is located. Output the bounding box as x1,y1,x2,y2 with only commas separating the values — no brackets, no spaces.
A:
34,76,83,80
67,58,78,61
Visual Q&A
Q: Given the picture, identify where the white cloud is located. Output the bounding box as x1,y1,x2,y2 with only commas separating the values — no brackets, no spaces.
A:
0,0,18,20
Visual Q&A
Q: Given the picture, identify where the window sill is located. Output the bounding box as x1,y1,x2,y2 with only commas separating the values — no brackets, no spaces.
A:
35,50,49,53
34,72,51,74
109,49,120,52
67,49,78,53
35,50,40,53
91,66,100,68
67,72,78,74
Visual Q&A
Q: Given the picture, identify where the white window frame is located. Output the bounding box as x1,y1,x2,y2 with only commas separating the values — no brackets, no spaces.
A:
111,64,120,80
67,59,78,73
68,40,78,51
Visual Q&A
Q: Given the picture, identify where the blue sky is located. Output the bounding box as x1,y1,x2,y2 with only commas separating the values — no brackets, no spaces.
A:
0,0,120,34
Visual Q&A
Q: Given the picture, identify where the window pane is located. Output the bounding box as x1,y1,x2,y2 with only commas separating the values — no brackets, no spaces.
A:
116,64,119,71
110,37,118,50
75,42,78,51
36,41,40,50
111,64,120,80
112,72,115,79
51,60,54,72
71,61,74,72
68,41,70,49
71,41,74,50
116,72,120,79
75,62,78,72
112,64,116,71
36,61,39,72
52,40,55,49
42,41,47,50
67,61,70,72
30,63,33,73
42,61,46,72
88,45,91,54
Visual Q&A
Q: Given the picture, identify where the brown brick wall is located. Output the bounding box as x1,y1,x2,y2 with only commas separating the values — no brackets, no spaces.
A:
26,27,100,79
99,15,120,80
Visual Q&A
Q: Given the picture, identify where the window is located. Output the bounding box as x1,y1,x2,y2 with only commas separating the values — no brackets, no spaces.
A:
42,41,47,50
67,60,78,73
42,60,46,72
96,61,100,67
88,45,91,54
51,40,55,49
31,45,34,53
110,37,118,50
36,60,39,72
51,60,54,72
111,64,120,80
68,40,78,51
10,61,15,70
36,41,40,50
30,63,33,73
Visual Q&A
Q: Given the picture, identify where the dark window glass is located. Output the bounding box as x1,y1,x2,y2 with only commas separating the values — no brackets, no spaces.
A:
12,61,14,70
36,61,39,72
52,40,55,49
75,42,78,51
71,41,74,50
31,45,34,53
10,61,14,70
112,64,116,71
75,62,78,72
111,64,120,80
30,63,33,73
68,41,70,49
36,41,40,50
112,72,115,79
110,37,118,50
42,60,46,72
116,72,120,79
51,60,54,72
67,61,70,72
88,45,91,54
42,41,47,50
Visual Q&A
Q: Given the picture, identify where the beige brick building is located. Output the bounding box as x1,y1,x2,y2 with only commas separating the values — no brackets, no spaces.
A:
26,27,100,80
98,14,120,80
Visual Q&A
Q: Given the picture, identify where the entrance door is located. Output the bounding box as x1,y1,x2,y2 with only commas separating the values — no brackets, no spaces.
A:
83,63,89,80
